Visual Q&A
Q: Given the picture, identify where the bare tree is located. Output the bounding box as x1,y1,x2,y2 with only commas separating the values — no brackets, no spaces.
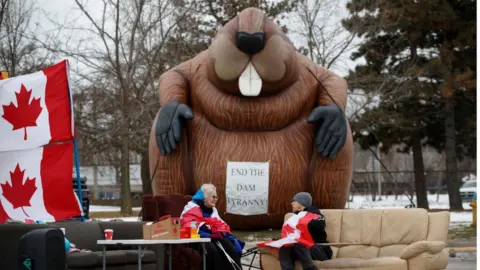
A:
291,0,359,72
39,0,194,214
0,0,8,31
0,0,53,76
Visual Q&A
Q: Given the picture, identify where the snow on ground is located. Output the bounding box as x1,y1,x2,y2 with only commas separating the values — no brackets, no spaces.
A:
91,194,473,224
449,212,473,224
96,216,140,222
89,206,142,212
346,194,472,210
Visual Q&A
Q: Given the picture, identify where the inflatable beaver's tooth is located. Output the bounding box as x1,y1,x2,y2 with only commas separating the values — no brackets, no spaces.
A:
148,7,354,229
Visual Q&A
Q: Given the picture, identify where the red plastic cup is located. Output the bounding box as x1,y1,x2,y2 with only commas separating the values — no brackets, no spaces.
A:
180,227,190,239
104,229,113,240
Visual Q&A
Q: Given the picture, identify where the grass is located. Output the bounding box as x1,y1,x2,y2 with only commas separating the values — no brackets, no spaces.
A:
448,224,477,240
232,229,281,242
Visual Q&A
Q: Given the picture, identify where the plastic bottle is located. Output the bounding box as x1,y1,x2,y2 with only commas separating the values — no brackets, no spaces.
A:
190,219,198,238
62,228,71,253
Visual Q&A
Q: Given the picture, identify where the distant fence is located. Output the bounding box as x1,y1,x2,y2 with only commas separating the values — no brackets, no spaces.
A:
86,184,144,200
350,170,476,196
84,170,476,200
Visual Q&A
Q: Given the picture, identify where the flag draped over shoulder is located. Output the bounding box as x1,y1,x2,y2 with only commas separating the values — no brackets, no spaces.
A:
0,142,82,223
0,60,75,152
257,211,320,249
180,201,231,234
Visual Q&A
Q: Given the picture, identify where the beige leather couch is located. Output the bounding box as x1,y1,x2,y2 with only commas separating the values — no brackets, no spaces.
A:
259,208,450,270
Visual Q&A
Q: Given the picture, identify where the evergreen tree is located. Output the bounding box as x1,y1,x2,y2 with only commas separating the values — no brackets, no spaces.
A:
423,0,476,210
343,0,475,210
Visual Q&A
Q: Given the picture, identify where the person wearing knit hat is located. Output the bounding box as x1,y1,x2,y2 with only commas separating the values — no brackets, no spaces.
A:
292,192,312,212
279,191,332,270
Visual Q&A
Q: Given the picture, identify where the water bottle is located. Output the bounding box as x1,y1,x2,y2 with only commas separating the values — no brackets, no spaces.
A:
190,219,198,238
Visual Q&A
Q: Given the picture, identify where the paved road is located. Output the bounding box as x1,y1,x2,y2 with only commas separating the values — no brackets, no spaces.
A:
447,252,476,269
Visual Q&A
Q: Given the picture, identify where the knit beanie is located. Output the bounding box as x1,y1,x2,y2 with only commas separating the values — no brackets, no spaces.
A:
293,192,312,208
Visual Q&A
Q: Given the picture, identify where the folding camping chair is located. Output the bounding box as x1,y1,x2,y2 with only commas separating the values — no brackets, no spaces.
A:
240,237,282,270
241,246,262,270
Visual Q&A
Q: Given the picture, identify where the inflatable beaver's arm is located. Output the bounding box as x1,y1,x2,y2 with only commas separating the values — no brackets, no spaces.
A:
315,66,348,109
158,62,191,106
148,61,194,195
308,65,354,209
306,65,349,159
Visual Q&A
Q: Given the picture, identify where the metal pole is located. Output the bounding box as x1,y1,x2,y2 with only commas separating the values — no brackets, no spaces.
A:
377,146,382,199
138,245,142,270
73,139,85,222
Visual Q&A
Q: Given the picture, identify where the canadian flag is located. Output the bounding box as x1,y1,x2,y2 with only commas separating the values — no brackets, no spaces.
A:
0,142,82,223
180,201,231,233
0,60,75,152
257,211,320,249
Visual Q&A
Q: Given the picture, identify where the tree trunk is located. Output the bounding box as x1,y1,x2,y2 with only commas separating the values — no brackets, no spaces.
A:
120,112,132,215
141,151,152,195
93,165,99,199
445,94,463,210
441,42,463,211
411,130,429,209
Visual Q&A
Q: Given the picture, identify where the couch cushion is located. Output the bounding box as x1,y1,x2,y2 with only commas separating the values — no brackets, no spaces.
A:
58,222,103,251
316,256,408,270
378,244,407,257
331,246,339,259
336,245,378,259
426,211,449,242
380,209,428,246
322,210,343,244
98,221,146,240
340,209,382,246
124,250,157,264
93,250,127,265
66,250,157,269
67,252,99,268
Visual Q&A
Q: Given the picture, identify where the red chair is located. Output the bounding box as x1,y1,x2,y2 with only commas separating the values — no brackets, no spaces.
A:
141,194,201,270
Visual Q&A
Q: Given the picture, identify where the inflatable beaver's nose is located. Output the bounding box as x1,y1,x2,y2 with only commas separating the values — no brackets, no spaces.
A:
236,32,265,55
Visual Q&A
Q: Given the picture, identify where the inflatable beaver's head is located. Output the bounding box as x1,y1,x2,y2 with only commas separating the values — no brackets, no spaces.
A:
207,7,298,97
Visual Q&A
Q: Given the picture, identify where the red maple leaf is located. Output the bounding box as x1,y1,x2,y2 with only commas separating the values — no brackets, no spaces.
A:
1,84,43,140
1,164,37,217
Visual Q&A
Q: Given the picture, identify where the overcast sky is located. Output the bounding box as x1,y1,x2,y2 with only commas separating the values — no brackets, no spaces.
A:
30,0,362,74
27,0,366,115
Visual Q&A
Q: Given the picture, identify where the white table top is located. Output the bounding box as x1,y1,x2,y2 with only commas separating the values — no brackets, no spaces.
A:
97,238,211,245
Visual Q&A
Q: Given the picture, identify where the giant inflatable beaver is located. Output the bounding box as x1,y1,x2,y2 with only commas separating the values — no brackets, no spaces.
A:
148,7,354,229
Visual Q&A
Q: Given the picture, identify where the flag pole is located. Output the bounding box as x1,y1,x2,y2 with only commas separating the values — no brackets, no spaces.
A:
73,139,85,222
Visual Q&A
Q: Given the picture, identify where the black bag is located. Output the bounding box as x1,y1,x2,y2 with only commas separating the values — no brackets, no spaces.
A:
18,228,66,270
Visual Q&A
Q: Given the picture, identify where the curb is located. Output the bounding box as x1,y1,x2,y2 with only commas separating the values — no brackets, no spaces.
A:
445,247,477,252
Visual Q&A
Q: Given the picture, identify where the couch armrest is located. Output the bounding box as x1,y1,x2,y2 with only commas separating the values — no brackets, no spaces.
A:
400,241,445,260
405,250,449,270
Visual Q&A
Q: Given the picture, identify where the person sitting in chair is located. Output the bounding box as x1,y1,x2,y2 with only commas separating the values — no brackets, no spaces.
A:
280,192,332,270
258,192,332,270
180,184,245,270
